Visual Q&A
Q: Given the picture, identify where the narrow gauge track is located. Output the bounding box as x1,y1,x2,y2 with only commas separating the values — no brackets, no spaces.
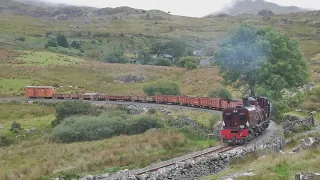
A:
135,145,235,176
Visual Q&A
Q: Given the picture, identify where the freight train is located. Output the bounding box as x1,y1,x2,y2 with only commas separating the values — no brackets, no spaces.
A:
25,86,272,145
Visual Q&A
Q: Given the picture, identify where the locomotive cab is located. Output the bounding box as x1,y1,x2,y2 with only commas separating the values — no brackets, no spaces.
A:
220,96,271,145
221,106,251,144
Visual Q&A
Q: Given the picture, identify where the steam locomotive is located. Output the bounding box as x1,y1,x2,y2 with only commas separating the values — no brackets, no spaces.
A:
220,96,272,145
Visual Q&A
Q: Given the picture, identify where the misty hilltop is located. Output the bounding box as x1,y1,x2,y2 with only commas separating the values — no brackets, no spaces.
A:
208,0,309,16
0,0,170,20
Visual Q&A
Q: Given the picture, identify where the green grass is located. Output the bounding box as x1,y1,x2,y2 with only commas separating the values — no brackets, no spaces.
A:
0,78,31,96
0,103,55,137
11,50,85,66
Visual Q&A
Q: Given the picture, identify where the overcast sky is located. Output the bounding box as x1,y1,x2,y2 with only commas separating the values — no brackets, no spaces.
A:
34,0,320,17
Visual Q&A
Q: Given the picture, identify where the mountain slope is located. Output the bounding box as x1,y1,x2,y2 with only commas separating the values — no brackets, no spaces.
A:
209,0,309,16
0,0,170,20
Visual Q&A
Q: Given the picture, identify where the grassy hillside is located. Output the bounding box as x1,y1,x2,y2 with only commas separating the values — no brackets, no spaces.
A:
1,10,319,99
0,48,228,97
0,102,217,180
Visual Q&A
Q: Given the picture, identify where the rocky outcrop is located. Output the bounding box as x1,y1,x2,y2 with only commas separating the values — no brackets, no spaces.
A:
258,9,274,17
280,115,314,136
295,173,320,180
115,75,148,83
293,136,320,152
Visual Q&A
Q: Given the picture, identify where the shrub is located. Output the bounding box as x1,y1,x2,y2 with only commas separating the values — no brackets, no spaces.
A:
16,37,25,42
177,57,198,70
185,61,198,70
0,135,15,147
143,81,180,96
10,121,22,133
56,34,69,48
71,41,81,49
105,51,127,64
208,87,232,99
51,112,164,143
52,101,101,126
47,40,58,47
45,31,53,37
155,58,172,66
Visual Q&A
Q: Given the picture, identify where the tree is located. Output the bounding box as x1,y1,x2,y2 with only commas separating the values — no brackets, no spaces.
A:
71,41,81,49
215,24,310,97
215,24,310,118
165,40,186,60
56,34,69,48
138,48,152,65
178,57,198,69
105,51,127,64
143,81,180,96
208,87,232,99
155,58,172,66
47,40,58,47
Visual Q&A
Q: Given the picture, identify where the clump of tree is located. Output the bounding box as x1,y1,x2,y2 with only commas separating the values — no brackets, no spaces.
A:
150,40,186,60
155,58,172,66
143,81,180,96
208,87,232,99
178,57,198,70
71,41,81,49
47,40,58,47
105,51,127,64
56,34,69,48
52,101,101,127
51,111,164,143
215,24,310,118
15,37,25,42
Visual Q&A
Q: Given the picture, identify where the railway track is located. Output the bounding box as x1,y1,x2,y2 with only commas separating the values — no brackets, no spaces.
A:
105,145,236,179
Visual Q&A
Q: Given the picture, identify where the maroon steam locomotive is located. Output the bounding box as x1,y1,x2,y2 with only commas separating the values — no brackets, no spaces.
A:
220,96,272,145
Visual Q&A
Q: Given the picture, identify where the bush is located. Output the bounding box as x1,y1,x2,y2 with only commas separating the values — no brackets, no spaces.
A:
105,51,127,64
47,40,58,47
16,37,25,42
143,81,180,96
185,61,198,70
208,87,232,99
177,57,198,67
56,34,69,48
51,112,164,143
52,101,101,126
155,58,172,66
0,136,15,147
10,121,22,133
71,41,81,49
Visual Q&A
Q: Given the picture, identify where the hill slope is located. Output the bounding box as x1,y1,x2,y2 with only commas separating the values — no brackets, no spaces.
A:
209,0,308,16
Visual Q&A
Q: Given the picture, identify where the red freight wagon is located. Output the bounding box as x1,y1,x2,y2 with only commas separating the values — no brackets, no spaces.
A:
209,98,221,109
199,97,210,107
156,95,178,104
179,96,200,106
25,86,56,99
220,99,230,110
178,96,190,105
